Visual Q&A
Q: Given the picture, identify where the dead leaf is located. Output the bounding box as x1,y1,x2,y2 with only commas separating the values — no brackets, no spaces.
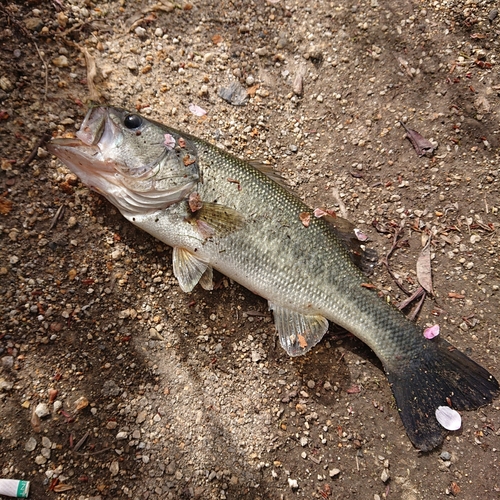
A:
361,283,376,289
0,194,13,215
416,241,434,295
448,292,465,299
299,212,310,227
188,192,203,212
53,484,74,492
212,34,222,44
400,121,436,157
346,385,361,394
298,334,307,349
31,409,41,433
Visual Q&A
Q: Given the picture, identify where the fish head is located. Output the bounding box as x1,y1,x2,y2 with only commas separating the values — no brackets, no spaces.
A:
48,106,200,215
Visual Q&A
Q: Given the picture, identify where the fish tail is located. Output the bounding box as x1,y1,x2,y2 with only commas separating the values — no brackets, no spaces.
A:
387,337,499,451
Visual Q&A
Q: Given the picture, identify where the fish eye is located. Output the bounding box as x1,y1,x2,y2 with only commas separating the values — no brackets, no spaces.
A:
124,114,142,130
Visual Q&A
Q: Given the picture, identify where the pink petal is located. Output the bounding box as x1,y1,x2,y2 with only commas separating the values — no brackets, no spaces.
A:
423,324,440,339
354,228,368,242
189,103,207,117
313,207,328,218
435,406,461,431
164,134,176,150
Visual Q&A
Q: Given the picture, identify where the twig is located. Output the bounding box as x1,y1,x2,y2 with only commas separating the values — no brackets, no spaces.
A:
397,286,425,310
49,205,65,231
80,46,101,102
380,226,411,296
34,42,48,100
19,130,52,169
73,430,90,453
407,291,426,321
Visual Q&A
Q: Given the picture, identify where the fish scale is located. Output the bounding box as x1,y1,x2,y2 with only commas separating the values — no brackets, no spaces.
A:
48,106,498,452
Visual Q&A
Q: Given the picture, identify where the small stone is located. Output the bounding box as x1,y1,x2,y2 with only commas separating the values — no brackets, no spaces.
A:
52,55,69,68
300,436,308,447
440,451,451,461
116,431,128,440
106,421,118,430
246,75,255,86
255,47,269,57
67,216,77,228
134,26,146,37
155,27,164,37
110,460,120,476
251,351,261,362
142,455,150,464
1,356,13,369
289,144,298,153
34,455,47,465
329,468,340,478
381,469,390,482
41,436,51,448
41,447,51,459
307,380,315,389
35,403,50,418
287,478,298,489
136,411,147,424
25,437,37,452
53,400,62,412
0,76,14,92
316,94,324,102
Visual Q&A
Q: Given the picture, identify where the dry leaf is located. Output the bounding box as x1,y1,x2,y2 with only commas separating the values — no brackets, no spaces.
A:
298,334,307,349
212,34,222,44
416,241,434,295
53,484,74,492
361,283,376,289
448,292,465,299
0,194,13,215
299,212,310,227
400,121,436,157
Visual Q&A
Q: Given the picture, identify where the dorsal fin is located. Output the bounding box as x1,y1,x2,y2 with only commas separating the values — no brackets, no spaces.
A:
248,160,290,189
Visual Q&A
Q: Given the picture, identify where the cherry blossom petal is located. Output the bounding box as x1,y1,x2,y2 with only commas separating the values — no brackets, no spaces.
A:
189,103,207,117
435,406,461,431
164,134,176,150
423,324,440,339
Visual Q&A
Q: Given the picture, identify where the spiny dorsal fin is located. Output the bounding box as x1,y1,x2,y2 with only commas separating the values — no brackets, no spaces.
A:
248,160,290,189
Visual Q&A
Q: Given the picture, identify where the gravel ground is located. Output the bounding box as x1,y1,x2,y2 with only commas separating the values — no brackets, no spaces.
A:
1,0,499,499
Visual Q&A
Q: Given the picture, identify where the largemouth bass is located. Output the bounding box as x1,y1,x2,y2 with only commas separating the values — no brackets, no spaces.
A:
48,106,498,451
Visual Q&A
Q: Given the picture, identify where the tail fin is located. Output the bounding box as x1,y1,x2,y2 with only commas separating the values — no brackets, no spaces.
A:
387,337,499,451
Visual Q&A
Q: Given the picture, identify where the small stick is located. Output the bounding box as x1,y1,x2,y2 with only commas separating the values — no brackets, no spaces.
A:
19,130,52,169
34,42,48,100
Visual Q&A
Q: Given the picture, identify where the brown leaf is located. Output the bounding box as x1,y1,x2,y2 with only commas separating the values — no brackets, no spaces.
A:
188,192,203,212
400,121,435,157
448,292,465,299
416,241,434,295
53,484,74,492
212,34,222,44
361,283,376,289
299,212,310,227
298,334,308,349
346,385,361,394
0,194,13,215
450,481,460,496
31,409,41,433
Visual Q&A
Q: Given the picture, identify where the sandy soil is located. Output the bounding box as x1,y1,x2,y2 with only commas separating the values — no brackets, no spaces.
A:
1,0,499,498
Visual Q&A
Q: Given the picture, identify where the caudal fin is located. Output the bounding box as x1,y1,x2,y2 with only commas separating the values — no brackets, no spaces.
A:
387,337,499,451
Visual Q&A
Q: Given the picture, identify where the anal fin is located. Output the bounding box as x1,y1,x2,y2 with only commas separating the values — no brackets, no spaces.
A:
173,247,213,292
269,302,329,356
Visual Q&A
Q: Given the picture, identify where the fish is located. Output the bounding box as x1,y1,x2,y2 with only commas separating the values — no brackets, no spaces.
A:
47,106,499,451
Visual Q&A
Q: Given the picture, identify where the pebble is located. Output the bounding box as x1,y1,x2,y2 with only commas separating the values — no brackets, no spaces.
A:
35,402,50,418
35,455,47,465
136,411,147,424
25,437,37,452
0,76,14,92
134,26,146,38
329,468,340,478
155,28,164,37
116,431,128,440
307,380,315,389
110,460,120,476
287,478,298,489
440,451,451,461
381,469,390,482
251,351,261,362
254,47,269,57
300,436,308,447
52,55,69,68
42,436,51,448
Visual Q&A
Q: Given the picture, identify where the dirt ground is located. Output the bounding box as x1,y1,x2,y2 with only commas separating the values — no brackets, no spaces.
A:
1,0,499,499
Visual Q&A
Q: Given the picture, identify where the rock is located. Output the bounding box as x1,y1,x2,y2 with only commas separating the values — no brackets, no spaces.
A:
136,411,147,424
25,437,37,452
110,460,120,476
52,55,69,68
440,451,451,461
35,403,50,418
287,478,298,489
35,455,47,465
329,468,340,478
381,469,390,482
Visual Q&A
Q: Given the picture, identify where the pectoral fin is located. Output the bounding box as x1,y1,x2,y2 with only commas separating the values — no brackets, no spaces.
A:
172,247,212,292
188,201,244,239
269,302,329,356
